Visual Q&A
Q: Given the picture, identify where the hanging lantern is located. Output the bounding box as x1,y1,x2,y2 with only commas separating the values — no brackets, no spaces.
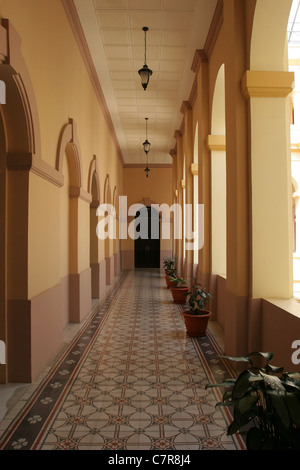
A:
138,27,153,91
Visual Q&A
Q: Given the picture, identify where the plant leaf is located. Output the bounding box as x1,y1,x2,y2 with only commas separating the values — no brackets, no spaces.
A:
232,369,255,400
227,406,255,435
247,351,274,362
268,391,291,428
261,372,286,394
237,393,259,414
265,363,284,374
222,355,253,366
205,379,236,390
285,372,300,387
286,392,300,426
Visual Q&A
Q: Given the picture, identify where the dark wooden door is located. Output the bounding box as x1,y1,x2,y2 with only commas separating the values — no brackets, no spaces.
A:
134,207,160,268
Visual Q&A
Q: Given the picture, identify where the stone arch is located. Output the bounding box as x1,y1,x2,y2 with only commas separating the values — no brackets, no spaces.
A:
0,19,42,383
250,0,293,71
0,19,41,157
88,155,101,204
246,0,294,298
56,118,83,189
104,174,111,205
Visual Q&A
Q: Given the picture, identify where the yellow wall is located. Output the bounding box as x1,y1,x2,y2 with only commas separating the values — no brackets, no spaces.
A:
0,0,123,298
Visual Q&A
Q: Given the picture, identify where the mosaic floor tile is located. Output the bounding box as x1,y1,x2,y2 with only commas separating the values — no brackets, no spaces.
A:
0,269,245,450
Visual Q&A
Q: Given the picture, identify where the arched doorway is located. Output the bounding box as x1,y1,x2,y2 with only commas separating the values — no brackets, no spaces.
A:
134,206,160,268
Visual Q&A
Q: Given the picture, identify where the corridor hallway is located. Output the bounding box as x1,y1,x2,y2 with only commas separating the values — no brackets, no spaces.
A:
0,270,245,451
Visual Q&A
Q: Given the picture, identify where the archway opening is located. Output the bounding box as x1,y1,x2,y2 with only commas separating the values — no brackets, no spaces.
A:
211,64,226,278
134,206,160,269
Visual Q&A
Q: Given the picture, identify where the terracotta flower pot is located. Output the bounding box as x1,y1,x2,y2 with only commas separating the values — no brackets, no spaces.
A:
182,309,212,337
170,286,189,303
165,275,175,288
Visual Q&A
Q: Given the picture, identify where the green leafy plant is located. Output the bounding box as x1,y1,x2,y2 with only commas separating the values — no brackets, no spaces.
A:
169,275,188,288
163,256,176,272
163,256,178,278
186,278,213,315
206,352,300,450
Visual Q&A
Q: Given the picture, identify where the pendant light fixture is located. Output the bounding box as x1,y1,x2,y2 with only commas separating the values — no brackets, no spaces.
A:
143,118,151,178
143,117,151,155
138,27,152,91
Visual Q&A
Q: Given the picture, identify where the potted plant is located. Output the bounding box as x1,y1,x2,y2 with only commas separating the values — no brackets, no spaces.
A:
169,275,189,304
163,256,177,288
163,256,176,273
181,278,213,337
206,352,300,450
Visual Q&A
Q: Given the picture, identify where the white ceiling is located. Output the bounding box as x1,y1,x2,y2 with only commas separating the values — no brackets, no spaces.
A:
74,0,217,165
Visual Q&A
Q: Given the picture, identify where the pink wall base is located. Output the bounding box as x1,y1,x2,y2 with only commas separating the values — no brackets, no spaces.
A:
69,268,92,323
7,282,64,382
106,256,114,285
122,250,134,270
91,260,110,299
114,252,121,277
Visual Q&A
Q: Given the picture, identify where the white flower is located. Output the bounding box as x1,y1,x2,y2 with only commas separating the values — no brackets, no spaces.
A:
50,382,62,389
41,397,53,405
11,438,28,449
28,415,42,424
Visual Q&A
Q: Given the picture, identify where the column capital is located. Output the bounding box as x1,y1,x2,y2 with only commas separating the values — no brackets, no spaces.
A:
190,163,198,175
207,135,226,151
242,70,295,99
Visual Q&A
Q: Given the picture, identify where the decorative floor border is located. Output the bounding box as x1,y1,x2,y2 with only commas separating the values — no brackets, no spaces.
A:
0,270,245,451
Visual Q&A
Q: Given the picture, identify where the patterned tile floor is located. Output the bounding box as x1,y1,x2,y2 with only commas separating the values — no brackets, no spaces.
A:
0,269,245,451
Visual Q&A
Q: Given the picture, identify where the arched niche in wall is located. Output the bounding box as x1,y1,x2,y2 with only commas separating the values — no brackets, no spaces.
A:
88,156,101,299
112,186,121,277
56,119,91,323
56,118,83,190
56,118,83,277
103,174,114,284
